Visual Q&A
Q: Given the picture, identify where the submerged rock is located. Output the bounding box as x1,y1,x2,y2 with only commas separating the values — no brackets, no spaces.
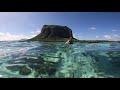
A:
107,51,120,67
6,65,31,75
6,65,24,72
19,66,31,75
34,71,40,78
29,60,60,77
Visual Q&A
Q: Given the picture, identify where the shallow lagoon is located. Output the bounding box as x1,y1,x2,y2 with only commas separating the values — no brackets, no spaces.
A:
0,41,120,78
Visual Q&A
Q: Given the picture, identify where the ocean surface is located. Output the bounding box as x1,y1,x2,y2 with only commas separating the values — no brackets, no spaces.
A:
0,41,120,78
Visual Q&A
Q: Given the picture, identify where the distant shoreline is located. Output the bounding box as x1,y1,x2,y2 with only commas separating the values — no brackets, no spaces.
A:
0,38,119,43
27,38,120,43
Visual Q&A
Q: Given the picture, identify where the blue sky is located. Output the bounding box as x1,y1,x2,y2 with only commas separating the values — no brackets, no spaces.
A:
0,12,120,41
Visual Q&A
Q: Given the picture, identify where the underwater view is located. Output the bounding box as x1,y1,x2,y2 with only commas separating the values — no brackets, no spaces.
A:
0,41,120,78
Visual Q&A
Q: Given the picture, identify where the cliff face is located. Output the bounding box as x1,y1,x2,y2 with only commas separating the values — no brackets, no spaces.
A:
30,25,75,41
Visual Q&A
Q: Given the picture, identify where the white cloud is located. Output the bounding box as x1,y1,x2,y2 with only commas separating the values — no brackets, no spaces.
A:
73,34,81,39
31,34,37,38
88,27,96,30
96,36,99,38
0,32,31,41
30,27,41,38
112,29,117,32
104,35,111,39
111,35,120,41
0,32,4,35
35,28,41,33
104,34,120,41
30,28,41,34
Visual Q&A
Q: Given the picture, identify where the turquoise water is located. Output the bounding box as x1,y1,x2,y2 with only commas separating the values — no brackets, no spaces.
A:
0,41,120,78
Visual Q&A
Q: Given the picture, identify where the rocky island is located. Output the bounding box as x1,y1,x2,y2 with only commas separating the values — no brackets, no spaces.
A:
28,25,116,43
29,25,78,42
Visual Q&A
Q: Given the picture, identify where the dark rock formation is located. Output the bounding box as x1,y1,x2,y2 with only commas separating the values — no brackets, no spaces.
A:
6,65,31,75
19,66,31,75
29,25,76,41
6,65,24,72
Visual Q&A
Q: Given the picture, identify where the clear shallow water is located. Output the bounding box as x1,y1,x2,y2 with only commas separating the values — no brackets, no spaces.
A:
0,41,120,78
